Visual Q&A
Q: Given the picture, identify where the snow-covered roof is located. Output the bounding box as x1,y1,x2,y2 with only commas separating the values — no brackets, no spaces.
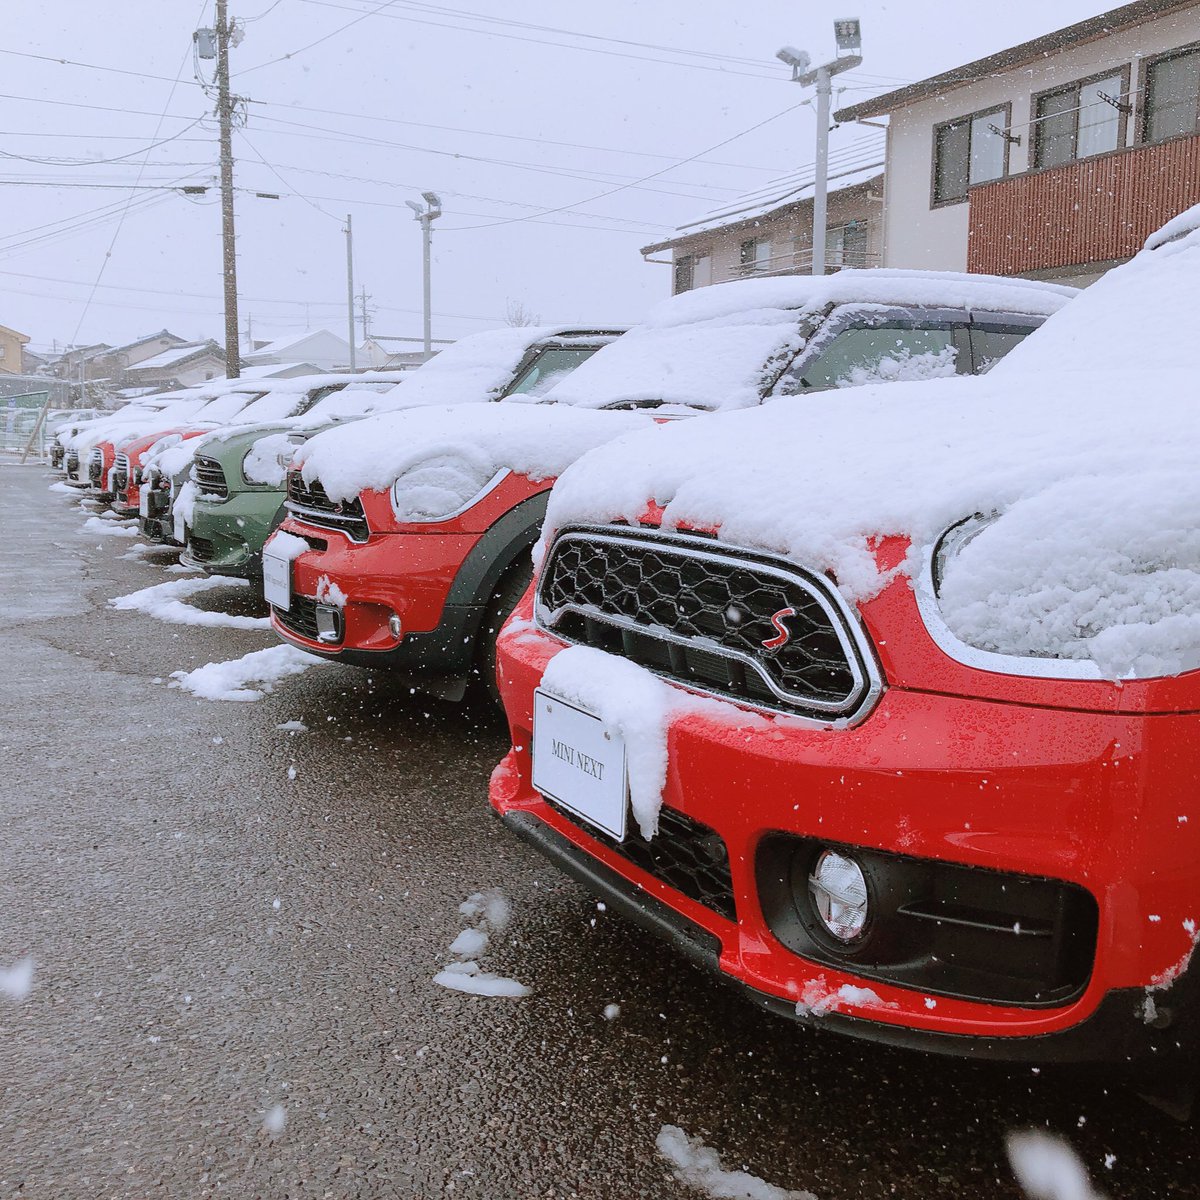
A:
127,342,220,371
236,362,321,380
543,211,1200,681
645,133,885,249
540,269,1076,413
242,329,351,363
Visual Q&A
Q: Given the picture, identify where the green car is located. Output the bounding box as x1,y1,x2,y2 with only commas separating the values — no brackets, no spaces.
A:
182,326,622,582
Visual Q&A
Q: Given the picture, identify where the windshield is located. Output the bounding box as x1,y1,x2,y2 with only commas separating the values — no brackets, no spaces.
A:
502,347,600,398
305,381,400,420
230,389,318,424
192,391,263,423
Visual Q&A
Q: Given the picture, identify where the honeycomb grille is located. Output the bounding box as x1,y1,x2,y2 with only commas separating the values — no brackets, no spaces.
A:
111,454,130,494
546,799,736,921
537,528,874,719
273,595,321,642
193,455,229,499
87,447,104,484
286,470,369,541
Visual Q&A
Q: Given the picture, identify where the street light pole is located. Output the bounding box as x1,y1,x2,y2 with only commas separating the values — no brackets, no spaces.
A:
215,0,241,378
778,20,863,277
406,192,442,360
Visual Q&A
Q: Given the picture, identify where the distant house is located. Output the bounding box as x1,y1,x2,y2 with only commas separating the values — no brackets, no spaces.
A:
834,0,1200,284
360,335,450,369
54,342,111,382
0,324,31,375
122,341,226,389
93,330,191,384
640,136,885,294
236,362,323,381
243,329,352,372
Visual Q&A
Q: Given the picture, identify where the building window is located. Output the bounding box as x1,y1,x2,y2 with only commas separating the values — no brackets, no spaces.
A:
739,237,772,272
1034,70,1127,168
674,255,695,293
932,106,1009,205
827,220,869,270
1144,46,1200,143
693,253,712,287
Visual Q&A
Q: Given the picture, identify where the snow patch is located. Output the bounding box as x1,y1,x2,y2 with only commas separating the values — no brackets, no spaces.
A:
655,1125,814,1200
81,515,138,538
0,958,34,1001
169,644,327,702
109,576,270,630
315,575,347,608
794,976,897,1018
266,531,310,563
276,720,308,733
1007,1131,1105,1200
434,889,529,999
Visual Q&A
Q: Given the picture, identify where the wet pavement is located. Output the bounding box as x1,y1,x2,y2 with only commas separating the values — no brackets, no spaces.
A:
1,461,1197,1199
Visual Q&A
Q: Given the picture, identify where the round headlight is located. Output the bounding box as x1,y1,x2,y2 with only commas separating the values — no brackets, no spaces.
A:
808,850,869,942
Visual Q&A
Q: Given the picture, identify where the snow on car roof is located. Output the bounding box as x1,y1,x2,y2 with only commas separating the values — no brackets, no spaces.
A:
542,221,1200,681
540,270,1075,412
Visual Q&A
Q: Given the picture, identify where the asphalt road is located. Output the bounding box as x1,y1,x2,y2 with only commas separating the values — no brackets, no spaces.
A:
1,461,1196,1200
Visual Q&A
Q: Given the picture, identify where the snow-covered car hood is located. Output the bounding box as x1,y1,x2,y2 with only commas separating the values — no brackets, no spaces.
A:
537,270,1076,412
295,404,657,502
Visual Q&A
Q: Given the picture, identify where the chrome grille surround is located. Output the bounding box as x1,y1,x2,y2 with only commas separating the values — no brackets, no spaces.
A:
285,470,369,542
536,525,883,725
192,455,230,499
112,454,130,494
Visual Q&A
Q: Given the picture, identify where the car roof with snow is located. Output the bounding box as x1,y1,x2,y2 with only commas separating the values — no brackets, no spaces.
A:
540,212,1200,682
536,269,1075,413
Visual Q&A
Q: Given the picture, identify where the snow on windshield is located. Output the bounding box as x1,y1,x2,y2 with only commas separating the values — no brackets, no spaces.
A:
540,270,1072,411
295,403,654,501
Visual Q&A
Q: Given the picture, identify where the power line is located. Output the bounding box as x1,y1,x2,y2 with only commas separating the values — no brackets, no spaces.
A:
240,0,398,74
0,116,208,166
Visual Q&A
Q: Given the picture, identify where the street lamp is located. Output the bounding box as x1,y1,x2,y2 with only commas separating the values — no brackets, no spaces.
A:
406,192,442,360
779,20,863,276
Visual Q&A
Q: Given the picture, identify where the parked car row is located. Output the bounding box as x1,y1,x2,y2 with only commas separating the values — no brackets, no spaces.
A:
56,216,1200,1074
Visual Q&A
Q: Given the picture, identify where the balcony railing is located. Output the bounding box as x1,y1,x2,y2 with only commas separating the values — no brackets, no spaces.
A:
726,247,879,280
967,133,1200,276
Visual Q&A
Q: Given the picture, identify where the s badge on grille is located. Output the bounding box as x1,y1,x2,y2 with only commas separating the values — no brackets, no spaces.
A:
762,606,797,651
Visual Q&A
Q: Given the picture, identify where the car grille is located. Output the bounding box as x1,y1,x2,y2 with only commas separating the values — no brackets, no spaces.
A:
286,471,369,541
273,596,321,642
66,450,79,473
546,799,736,921
537,527,879,721
188,534,217,563
87,447,104,485
193,455,229,499
112,454,130,494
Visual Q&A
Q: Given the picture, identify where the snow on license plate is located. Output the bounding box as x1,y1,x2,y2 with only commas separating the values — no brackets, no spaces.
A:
261,541,292,611
532,689,628,841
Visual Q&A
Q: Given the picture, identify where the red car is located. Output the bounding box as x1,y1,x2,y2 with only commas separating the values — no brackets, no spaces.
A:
490,215,1200,1065
269,273,1071,703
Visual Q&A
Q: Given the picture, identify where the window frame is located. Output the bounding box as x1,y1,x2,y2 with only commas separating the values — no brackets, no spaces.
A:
1030,64,1131,170
1139,41,1200,145
930,102,1012,209
739,237,772,273
674,254,695,294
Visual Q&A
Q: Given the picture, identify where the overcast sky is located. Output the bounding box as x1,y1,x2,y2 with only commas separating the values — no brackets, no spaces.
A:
5,0,1117,354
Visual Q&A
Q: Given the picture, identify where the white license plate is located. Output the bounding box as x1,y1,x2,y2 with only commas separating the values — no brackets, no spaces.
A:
532,689,629,841
261,541,293,611
138,488,149,517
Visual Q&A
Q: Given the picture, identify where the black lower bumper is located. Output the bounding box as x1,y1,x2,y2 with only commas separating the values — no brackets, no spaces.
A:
498,808,1192,1066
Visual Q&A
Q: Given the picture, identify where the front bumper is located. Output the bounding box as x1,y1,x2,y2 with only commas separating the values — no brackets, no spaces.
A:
490,616,1200,1064
184,489,284,578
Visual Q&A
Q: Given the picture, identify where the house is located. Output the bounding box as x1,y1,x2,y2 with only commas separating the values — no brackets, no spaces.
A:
0,325,30,375
360,335,450,369
834,0,1200,285
53,342,111,382
640,133,885,293
92,330,191,384
122,341,226,389
242,329,352,372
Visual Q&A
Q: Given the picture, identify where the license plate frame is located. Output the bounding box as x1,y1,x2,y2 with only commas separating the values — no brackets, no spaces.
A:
532,689,629,841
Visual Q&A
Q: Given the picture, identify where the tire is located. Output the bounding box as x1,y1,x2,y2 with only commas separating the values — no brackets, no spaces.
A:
476,559,533,711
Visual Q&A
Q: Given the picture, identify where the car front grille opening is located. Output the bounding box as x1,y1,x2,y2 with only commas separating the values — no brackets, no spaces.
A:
538,528,875,721
111,454,130,494
273,595,321,642
543,798,736,922
188,535,217,563
286,471,369,541
193,455,229,499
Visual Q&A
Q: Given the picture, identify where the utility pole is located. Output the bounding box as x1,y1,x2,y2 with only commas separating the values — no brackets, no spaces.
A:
215,0,241,378
344,214,357,371
778,20,862,277
405,192,442,360
359,287,372,343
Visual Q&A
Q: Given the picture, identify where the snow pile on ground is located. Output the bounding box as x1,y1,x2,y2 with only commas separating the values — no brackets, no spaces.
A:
110,576,270,630
81,515,138,538
793,977,896,1018
261,1104,287,1135
296,404,653,502
276,720,308,733
433,889,530,998
48,481,76,494
0,958,34,1001
541,645,766,838
540,270,1071,413
169,644,326,701
243,433,295,486
655,1125,815,1200
1007,1132,1105,1200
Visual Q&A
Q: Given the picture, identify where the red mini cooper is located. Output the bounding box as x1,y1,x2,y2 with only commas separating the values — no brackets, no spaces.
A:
490,211,1200,1065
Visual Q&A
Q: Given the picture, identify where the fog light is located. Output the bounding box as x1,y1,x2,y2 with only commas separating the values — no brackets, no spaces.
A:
809,850,869,942
388,613,402,639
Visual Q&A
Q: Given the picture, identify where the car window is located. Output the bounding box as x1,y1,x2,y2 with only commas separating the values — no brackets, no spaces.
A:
969,325,1036,374
780,322,966,393
503,347,599,398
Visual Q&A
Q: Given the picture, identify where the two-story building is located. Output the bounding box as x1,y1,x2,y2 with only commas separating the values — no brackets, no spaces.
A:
0,324,30,375
835,0,1200,285
640,134,885,294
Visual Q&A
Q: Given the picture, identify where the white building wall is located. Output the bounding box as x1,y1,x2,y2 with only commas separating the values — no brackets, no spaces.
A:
879,7,1200,271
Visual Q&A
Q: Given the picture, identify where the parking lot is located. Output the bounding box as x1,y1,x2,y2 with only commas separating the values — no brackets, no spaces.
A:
2,460,1195,1199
